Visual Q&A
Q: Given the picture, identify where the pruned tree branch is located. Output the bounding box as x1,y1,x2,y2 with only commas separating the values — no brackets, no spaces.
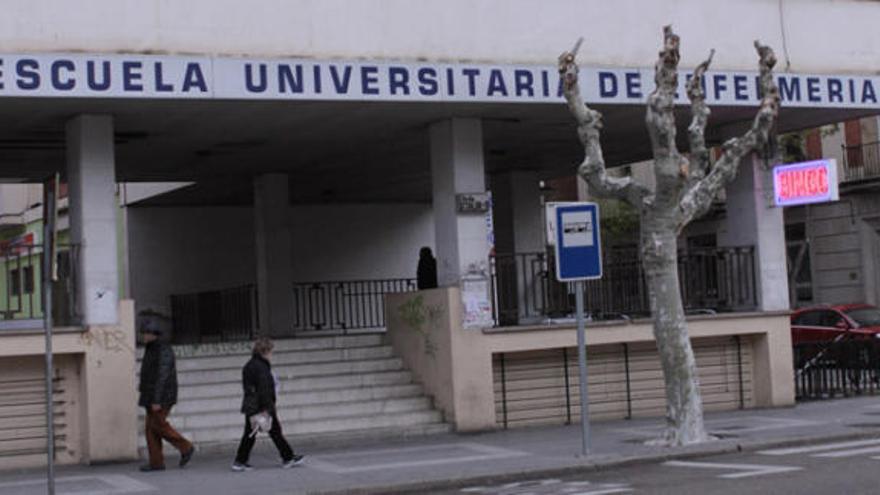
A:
686,49,715,184
676,40,780,230
560,40,651,208
646,26,681,163
646,26,688,206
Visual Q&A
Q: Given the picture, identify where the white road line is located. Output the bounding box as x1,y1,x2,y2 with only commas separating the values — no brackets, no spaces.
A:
664,460,802,479
460,479,632,494
758,438,880,456
812,445,880,458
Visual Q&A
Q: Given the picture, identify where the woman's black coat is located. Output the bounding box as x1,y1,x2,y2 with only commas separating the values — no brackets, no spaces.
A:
240,353,276,416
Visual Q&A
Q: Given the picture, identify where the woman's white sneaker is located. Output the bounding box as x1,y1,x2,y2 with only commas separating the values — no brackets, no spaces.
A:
282,454,305,468
231,462,253,472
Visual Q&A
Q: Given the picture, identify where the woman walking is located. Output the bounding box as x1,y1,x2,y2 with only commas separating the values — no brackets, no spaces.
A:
232,337,304,471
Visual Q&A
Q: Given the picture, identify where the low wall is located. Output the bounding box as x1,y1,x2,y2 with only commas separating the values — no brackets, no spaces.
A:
386,288,794,432
0,300,138,469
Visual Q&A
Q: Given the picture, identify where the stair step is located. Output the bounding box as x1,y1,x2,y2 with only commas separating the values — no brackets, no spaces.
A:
178,410,445,443
133,332,448,455
174,345,394,371
177,358,404,386
159,397,434,430
137,334,386,360
171,383,426,414
179,369,415,399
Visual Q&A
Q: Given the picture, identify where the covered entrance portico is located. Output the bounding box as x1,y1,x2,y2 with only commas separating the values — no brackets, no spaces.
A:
0,68,876,338
0,56,874,339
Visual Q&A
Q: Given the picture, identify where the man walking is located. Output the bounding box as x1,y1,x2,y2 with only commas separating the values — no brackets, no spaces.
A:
138,321,194,472
232,337,303,471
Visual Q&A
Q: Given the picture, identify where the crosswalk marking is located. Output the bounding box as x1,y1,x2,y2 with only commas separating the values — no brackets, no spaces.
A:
758,438,880,456
460,479,633,494
812,445,880,458
664,460,802,479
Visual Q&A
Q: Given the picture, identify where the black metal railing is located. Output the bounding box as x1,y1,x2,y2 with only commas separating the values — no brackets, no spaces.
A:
490,246,757,326
794,338,880,400
292,278,417,332
170,285,258,344
0,243,80,327
842,140,880,182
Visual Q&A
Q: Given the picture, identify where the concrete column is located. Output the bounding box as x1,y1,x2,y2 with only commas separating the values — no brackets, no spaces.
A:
718,154,790,311
429,118,491,286
66,115,119,325
254,174,293,336
490,170,544,323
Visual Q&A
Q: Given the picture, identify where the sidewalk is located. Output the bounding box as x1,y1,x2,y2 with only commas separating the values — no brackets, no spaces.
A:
4,397,880,495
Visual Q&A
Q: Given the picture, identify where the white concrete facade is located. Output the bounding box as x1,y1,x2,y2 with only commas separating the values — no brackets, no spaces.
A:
718,154,790,311
0,1,877,75
66,115,119,325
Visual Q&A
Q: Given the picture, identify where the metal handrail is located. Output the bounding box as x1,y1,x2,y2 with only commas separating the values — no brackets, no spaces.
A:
489,246,757,326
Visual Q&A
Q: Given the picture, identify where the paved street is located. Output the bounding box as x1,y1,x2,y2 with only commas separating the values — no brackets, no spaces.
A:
3,397,880,495
438,437,880,494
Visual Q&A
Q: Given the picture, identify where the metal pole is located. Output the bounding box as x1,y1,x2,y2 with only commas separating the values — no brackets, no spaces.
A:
575,280,591,456
42,183,56,495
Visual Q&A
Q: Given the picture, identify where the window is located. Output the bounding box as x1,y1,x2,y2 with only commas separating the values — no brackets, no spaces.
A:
9,268,20,297
793,310,822,326
818,311,845,328
22,266,34,294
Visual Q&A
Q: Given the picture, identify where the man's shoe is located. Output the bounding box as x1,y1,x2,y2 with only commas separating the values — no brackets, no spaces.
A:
179,447,195,468
139,464,166,472
282,454,305,468
230,462,253,472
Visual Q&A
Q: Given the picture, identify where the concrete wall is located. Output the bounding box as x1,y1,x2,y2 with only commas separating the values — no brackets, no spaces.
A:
0,1,877,74
291,204,434,281
127,207,256,314
387,288,794,432
128,203,434,315
0,300,138,469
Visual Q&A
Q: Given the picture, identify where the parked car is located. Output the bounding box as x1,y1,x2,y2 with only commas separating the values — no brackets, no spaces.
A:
790,304,880,345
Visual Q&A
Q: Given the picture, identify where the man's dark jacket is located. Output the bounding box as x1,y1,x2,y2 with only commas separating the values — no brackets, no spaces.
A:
240,353,276,416
138,340,178,408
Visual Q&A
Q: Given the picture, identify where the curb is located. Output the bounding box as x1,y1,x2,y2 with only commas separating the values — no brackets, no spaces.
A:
307,430,880,495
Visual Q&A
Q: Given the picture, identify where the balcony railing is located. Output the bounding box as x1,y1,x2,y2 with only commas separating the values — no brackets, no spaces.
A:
0,243,80,329
842,140,880,182
490,246,757,326
170,284,258,344
292,278,417,332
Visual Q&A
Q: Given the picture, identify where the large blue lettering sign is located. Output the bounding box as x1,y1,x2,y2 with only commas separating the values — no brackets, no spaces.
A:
0,52,877,109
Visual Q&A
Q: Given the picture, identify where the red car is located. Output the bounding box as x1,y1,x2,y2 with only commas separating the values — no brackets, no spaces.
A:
790,304,880,345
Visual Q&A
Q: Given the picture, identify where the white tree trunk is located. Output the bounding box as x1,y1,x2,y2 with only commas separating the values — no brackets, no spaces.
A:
559,27,779,446
642,220,708,444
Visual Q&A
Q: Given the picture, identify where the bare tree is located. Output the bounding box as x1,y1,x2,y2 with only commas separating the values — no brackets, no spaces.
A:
559,26,780,445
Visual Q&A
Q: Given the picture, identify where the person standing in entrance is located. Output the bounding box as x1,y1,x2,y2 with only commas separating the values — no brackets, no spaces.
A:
417,246,438,290
232,337,304,471
138,321,194,472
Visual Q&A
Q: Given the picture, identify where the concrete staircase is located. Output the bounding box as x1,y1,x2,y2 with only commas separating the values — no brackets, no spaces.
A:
137,334,449,452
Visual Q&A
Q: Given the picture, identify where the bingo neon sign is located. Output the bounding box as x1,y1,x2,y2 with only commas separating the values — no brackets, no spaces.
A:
773,159,839,207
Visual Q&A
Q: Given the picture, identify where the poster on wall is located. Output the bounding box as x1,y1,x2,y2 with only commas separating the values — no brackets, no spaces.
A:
462,272,493,329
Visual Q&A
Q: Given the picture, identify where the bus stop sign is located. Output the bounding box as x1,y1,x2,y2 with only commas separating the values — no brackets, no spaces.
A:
554,203,602,281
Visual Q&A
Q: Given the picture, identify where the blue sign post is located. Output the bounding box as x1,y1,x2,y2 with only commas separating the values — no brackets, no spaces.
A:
553,202,602,457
